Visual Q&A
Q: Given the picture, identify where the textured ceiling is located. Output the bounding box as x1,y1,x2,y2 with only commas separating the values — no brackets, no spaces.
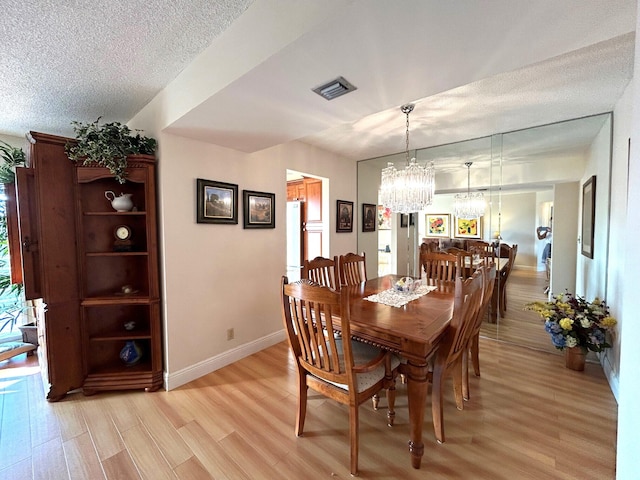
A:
0,0,253,138
0,0,635,166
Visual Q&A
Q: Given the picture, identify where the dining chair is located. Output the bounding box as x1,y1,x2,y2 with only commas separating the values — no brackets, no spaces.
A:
280,276,399,476
428,268,484,444
339,252,367,286
462,262,497,401
420,251,462,285
302,255,339,290
497,244,518,315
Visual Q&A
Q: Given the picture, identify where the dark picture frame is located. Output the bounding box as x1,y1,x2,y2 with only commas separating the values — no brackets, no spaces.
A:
243,190,275,229
196,178,238,224
400,214,408,228
337,200,353,233
581,175,596,258
362,203,376,232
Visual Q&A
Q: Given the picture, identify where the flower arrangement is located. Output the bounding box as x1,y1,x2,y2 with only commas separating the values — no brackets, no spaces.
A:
525,292,617,352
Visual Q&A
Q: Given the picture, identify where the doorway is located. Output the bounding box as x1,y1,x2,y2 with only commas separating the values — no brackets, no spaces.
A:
286,171,327,281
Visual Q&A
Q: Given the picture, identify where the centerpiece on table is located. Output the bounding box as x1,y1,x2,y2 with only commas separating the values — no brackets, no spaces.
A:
524,292,617,371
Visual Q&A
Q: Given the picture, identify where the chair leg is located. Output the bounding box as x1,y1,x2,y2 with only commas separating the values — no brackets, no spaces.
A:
386,379,396,427
372,392,379,410
471,333,481,377
349,404,359,476
451,358,464,410
462,347,470,402
431,363,445,444
295,373,308,436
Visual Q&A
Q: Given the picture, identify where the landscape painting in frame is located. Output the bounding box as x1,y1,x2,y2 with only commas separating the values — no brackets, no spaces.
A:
425,213,450,238
243,190,275,229
455,215,482,239
196,178,238,224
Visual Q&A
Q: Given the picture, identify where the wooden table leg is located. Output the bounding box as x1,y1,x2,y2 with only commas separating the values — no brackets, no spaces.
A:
404,359,430,469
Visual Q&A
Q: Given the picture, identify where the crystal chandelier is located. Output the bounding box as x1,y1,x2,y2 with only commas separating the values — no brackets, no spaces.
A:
379,104,435,214
454,162,486,219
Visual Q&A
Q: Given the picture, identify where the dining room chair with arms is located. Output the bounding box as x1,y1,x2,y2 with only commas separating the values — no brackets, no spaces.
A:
462,262,497,401
428,268,484,444
302,255,339,290
280,276,399,476
339,252,367,286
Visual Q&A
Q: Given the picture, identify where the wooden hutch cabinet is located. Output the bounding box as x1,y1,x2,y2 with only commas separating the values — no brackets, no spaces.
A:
14,132,163,400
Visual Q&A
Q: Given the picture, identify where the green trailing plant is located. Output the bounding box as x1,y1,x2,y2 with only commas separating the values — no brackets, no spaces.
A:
66,117,157,184
0,140,26,183
0,141,25,319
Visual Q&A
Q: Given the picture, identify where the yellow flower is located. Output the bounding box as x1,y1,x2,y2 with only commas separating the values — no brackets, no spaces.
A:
592,298,602,305
601,316,617,327
559,318,574,330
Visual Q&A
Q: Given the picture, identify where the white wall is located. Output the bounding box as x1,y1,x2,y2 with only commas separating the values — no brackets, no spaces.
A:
616,6,640,474
550,182,579,294
576,116,613,301
156,133,355,388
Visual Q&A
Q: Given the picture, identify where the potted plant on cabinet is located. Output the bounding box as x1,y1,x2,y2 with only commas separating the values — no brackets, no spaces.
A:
66,117,157,184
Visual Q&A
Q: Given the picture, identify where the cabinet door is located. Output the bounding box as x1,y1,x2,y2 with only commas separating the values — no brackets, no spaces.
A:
15,167,41,299
4,182,23,284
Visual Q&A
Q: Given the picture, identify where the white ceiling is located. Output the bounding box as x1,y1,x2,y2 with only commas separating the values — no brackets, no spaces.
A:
0,0,635,164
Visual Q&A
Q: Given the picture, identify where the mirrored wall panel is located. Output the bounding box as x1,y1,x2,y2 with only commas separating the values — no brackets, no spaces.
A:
357,113,612,352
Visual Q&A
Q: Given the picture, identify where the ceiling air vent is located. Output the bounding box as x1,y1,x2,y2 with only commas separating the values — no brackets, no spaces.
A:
312,76,357,100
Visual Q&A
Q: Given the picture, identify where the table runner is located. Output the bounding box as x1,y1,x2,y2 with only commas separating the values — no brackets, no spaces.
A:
364,284,437,308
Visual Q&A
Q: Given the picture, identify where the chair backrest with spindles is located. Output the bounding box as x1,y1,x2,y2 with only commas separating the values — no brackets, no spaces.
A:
303,256,339,290
339,252,367,286
420,251,462,284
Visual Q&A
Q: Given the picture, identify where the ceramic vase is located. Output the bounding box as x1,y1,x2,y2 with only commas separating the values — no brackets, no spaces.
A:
565,346,586,371
120,340,143,366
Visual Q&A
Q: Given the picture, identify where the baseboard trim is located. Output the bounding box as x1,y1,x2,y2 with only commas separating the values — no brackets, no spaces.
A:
164,330,286,390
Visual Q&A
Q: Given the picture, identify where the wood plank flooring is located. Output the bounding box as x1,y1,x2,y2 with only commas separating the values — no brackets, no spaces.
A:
0,322,617,479
481,268,573,356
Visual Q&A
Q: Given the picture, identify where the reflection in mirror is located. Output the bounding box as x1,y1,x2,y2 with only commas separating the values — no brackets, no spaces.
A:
357,113,612,353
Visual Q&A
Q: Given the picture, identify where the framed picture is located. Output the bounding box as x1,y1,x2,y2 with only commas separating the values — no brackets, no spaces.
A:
243,190,275,229
425,213,450,238
454,216,482,239
378,205,392,230
581,175,596,258
196,178,238,224
362,203,376,232
400,214,408,228
337,200,353,232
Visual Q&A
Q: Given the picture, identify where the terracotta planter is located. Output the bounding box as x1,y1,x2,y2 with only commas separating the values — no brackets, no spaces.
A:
565,346,586,371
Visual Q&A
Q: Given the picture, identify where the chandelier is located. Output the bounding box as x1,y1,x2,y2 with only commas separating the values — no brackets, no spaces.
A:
454,162,486,219
379,104,435,214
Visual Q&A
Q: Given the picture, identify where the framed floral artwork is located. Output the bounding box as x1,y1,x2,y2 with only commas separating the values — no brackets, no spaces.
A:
378,205,392,230
425,214,450,237
454,216,482,239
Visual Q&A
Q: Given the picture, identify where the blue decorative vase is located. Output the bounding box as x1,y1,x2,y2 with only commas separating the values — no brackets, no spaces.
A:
120,340,143,366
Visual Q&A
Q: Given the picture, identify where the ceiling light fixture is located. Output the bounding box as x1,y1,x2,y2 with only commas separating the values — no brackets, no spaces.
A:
379,104,435,214
454,162,486,219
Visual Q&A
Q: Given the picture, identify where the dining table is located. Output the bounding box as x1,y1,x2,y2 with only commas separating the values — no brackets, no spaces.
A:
341,275,455,469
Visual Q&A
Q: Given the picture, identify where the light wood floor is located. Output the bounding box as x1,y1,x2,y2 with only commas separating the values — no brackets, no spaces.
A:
0,331,617,479
481,267,572,356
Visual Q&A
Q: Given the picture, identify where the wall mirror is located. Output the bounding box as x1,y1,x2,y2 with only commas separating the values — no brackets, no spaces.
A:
357,113,612,352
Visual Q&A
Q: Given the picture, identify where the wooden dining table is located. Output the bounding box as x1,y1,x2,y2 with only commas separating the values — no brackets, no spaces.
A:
341,275,455,469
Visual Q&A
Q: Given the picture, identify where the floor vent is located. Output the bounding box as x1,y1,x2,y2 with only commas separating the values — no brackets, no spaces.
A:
312,76,357,100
